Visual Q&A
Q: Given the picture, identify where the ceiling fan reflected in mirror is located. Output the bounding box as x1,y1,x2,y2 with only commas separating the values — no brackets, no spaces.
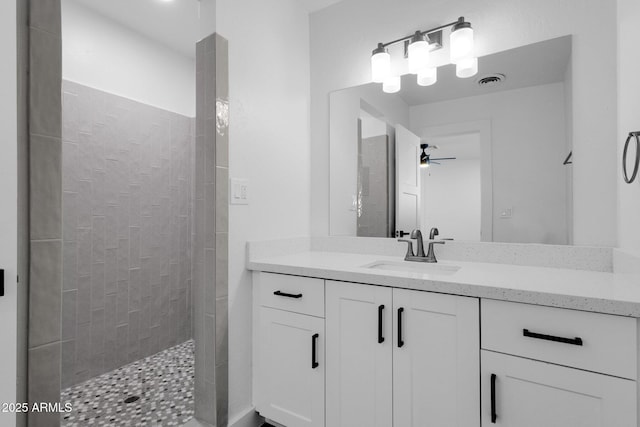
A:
420,143,456,168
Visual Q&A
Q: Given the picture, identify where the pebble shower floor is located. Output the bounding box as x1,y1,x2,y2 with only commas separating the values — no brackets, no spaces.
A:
61,340,194,426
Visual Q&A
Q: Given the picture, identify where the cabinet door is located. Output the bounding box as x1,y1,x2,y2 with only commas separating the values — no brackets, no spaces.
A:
326,281,393,427
481,350,637,427
393,289,480,427
256,307,325,427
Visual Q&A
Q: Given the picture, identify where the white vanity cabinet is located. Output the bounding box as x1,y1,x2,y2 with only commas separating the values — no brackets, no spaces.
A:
325,281,393,427
481,350,636,427
392,287,480,427
253,270,640,427
325,280,480,427
481,300,638,427
253,273,325,427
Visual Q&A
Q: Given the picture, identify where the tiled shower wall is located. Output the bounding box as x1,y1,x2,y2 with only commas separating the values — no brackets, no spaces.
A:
28,1,63,425
61,80,194,388
193,33,229,426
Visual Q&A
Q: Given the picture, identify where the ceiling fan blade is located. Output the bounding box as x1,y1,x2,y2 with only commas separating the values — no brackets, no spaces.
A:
431,161,441,165
420,143,440,150
431,157,457,161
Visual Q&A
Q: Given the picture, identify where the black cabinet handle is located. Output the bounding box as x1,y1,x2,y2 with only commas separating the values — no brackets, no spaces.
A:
523,329,583,346
273,290,303,299
0,269,4,297
378,305,385,343
491,373,497,423
397,307,404,348
311,333,319,369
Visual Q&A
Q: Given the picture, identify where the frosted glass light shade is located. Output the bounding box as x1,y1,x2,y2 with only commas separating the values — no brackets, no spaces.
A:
408,40,430,74
383,75,401,93
417,67,437,86
456,57,478,78
450,26,474,64
371,46,391,83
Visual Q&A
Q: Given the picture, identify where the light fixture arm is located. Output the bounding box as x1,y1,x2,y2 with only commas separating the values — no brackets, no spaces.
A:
378,17,465,49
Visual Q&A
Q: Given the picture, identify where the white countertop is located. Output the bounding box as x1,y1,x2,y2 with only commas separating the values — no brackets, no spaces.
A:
248,251,640,317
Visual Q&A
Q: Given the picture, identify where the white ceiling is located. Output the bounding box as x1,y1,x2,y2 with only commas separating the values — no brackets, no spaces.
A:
398,36,572,106
70,0,201,58
302,0,345,12
69,0,345,59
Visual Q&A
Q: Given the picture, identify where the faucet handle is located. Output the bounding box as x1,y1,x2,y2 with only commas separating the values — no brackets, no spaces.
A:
429,227,439,240
425,240,445,263
397,239,415,258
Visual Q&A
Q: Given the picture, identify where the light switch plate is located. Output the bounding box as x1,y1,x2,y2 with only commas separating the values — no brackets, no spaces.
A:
230,178,249,205
500,207,513,219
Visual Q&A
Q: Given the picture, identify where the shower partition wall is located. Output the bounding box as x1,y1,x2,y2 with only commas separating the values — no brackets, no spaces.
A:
193,33,230,427
26,1,63,426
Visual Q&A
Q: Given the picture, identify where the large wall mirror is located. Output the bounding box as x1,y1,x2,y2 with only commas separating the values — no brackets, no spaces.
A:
329,36,573,245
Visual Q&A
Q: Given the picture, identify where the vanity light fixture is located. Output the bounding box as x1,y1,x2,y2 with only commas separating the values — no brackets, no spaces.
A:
371,43,391,83
417,67,437,86
371,16,477,92
407,31,431,74
383,75,402,93
450,17,474,63
456,56,478,78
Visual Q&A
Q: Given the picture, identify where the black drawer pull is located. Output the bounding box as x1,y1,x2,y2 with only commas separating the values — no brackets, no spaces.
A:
397,307,404,348
0,269,4,297
523,329,583,346
378,305,385,344
490,373,497,423
311,333,319,369
273,290,303,299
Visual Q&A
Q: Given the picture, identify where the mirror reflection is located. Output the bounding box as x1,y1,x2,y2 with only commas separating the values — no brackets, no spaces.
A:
330,36,573,245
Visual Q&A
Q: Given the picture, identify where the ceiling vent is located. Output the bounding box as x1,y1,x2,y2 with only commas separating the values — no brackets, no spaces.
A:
477,73,506,87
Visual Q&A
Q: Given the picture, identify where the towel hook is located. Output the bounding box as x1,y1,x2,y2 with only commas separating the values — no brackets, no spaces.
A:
623,132,640,184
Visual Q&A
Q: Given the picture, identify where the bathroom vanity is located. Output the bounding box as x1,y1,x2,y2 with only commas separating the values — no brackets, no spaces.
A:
249,242,640,427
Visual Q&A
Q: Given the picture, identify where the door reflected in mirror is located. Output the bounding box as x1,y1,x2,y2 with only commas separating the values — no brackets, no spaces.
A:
330,36,573,245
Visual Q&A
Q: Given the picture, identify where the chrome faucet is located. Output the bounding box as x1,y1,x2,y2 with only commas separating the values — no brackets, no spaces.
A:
398,228,445,263
411,229,426,257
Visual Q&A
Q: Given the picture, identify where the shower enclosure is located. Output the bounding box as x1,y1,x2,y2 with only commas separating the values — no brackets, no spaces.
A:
59,79,196,424
24,0,228,425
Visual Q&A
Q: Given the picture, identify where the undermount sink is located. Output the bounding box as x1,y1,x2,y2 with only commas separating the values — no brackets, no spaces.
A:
362,260,461,276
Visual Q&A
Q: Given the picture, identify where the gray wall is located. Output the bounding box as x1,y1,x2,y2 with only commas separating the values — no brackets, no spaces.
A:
61,80,194,388
357,135,392,237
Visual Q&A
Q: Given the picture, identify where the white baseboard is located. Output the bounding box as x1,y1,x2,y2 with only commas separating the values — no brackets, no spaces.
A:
229,407,263,427
182,408,262,427
182,418,214,427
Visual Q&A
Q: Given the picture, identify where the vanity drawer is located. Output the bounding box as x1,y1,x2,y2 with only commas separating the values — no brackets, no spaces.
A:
258,273,325,318
481,299,637,379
